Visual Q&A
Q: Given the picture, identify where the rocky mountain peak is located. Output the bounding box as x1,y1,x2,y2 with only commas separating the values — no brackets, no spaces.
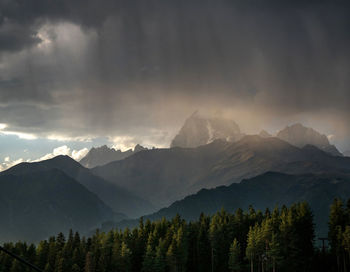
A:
259,130,272,138
171,112,243,148
80,144,147,168
276,123,342,156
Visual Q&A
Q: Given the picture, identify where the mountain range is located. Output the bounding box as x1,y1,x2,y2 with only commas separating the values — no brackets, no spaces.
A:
170,113,343,157
92,135,350,209
1,113,349,242
120,171,350,236
1,156,154,218
80,144,147,168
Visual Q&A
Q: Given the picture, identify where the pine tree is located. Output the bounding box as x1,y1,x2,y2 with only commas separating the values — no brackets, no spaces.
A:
120,241,132,271
267,233,283,272
142,244,155,272
84,252,94,272
36,240,49,269
154,239,167,272
197,220,211,272
246,226,257,272
228,238,241,272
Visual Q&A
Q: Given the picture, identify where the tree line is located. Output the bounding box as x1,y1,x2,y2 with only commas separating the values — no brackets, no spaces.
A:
0,200,349,272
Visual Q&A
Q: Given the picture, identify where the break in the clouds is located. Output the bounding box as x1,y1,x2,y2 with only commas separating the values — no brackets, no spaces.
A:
0,144,88,171
0,0,350,154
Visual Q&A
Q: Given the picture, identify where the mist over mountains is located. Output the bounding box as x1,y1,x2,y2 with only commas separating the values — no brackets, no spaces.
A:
170,111,243,148
276,123,343,156
80,144,147,168
167,112,343,155
1,113,350,242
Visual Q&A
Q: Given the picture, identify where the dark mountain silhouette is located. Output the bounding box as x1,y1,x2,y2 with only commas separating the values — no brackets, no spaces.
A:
0,169,114,242
92,135,350,209
1,155,154,218
171,111,243,148
80,144,147,168
276,123,343,156
116,172,350,236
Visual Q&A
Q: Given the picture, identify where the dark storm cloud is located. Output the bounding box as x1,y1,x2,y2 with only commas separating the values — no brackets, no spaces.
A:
0,0,350,149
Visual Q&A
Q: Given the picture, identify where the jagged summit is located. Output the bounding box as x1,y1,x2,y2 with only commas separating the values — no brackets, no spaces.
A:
276,123,342,156
170,112,243,148
80,144,147,168
134,144,147,153
259,129,272,138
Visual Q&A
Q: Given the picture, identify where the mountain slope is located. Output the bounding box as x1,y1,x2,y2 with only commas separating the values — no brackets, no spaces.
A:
80,144,147,168
171,112,243,148
93,140,230,207
140,172,350,236
0,169,113,242
1,156,154,218
276,123,342,156
93,135,350,209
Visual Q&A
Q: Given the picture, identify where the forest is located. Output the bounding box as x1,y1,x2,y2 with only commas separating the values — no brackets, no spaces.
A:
1,200,349,272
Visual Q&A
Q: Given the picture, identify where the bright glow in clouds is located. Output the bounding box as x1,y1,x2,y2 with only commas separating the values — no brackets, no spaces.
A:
1,131,38,140
111,136,137,151
37,145,89,161
0,145,89,172
47,134,92,142
0,124,7,130
36,29,52,49
0,158,25,172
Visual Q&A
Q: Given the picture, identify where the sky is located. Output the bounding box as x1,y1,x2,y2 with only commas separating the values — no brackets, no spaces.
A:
0,0,350,169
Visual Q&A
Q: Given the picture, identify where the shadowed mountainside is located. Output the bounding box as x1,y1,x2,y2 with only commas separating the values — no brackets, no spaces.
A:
1,156,154,218
116,172,350,236
0,169,114,242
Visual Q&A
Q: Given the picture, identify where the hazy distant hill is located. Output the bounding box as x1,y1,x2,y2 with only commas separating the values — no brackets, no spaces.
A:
80,144,147,168
277,123,343,156
0,169,114,242
140,172,350,236
344,151,350,157
92,135,350,209
171,111,243,148
2,156,154,218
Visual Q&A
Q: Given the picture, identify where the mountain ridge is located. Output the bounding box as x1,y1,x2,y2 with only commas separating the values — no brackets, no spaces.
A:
80,144,147,168
1,155,155,218
276,123,342,156
114,171,350,236
92,135,350,209
0,168,114,242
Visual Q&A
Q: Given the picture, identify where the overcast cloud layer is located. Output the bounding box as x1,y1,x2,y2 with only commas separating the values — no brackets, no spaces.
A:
0,0,350,156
